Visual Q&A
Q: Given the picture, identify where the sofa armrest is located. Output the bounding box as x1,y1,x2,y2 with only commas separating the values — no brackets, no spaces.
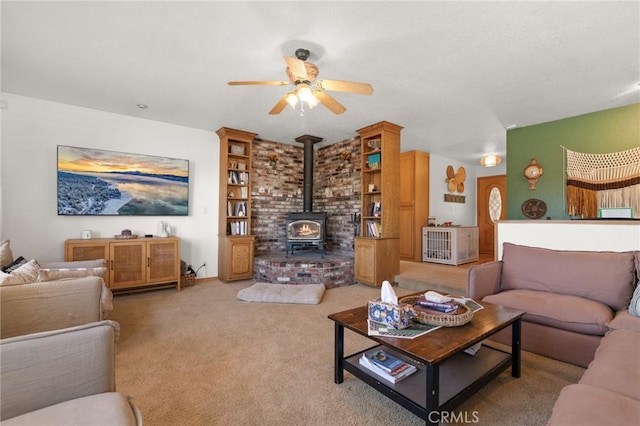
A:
0,276,109,339
0,320,120,421
467,261,503,300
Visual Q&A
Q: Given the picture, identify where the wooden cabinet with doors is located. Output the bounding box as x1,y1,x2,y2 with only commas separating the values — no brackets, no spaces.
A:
399,150,430,262
216,127,257,281
65,237,181,291
354,121,402,287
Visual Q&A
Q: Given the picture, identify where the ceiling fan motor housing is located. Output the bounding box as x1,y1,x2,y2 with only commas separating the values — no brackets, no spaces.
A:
295,48,310,61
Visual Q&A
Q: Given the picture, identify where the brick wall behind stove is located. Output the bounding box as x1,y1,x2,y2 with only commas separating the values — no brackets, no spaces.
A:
250,137,361,257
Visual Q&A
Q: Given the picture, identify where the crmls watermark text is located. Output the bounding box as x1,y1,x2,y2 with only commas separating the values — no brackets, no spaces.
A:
428,410,480,424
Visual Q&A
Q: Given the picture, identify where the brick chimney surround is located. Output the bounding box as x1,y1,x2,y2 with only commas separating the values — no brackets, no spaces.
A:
250,134,361,287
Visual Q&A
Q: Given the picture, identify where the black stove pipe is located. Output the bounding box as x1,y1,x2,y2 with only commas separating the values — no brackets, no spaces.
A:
295,134,323,212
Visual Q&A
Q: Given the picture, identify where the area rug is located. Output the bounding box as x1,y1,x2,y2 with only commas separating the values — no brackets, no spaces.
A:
237,282,326,304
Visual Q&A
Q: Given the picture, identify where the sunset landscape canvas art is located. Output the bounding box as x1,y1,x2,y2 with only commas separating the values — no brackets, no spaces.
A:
57,145,189,216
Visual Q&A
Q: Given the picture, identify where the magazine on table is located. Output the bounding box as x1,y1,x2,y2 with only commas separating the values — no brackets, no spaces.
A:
445,295,484,313
367,320,441,339
359,350,417,383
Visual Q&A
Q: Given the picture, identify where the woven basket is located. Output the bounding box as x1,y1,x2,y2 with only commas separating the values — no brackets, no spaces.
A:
180,273,196,288
399,296,473,327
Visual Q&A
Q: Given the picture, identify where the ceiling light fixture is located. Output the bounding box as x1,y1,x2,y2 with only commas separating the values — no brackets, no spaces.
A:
137,104,148,109
480,154,502,167
285,83,319,114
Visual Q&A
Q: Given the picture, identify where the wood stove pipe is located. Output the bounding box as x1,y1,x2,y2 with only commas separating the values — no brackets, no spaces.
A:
294,134,323,212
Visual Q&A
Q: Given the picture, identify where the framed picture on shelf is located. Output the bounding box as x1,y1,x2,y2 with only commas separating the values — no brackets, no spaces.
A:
367,152,381,169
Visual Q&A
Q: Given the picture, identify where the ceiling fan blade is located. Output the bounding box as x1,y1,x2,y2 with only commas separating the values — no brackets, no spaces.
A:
312,90,346,115
228,80,289,86
268,95,289,115
317,79,374,95
283,56,308,80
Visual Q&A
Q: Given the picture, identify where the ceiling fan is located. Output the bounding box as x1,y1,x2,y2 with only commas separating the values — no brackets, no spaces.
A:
228,48,373,115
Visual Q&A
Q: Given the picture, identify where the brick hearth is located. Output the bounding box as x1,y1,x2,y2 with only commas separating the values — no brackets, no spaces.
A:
254,253,354,288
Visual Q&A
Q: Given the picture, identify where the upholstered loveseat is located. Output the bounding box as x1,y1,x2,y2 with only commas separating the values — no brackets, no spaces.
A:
0,321,142,425
467,242,638,367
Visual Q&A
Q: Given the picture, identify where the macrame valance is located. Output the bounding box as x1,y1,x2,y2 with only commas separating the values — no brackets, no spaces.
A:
565,146,640,218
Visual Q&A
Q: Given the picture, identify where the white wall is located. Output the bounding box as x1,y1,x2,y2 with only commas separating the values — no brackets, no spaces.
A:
1,94,220,277
428,154,477,226
496,220,640,258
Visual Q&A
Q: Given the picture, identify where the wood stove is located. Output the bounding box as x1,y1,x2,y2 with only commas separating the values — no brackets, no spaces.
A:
286,212,327,257
286,134,327,257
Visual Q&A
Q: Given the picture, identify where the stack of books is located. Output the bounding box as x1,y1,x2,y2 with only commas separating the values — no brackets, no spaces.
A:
414,295,458,313
358,349,417,383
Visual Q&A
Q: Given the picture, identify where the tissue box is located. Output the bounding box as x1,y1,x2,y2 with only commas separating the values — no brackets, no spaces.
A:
368,299,415,329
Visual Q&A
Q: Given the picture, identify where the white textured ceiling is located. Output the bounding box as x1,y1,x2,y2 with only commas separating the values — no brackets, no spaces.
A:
2,1,639,163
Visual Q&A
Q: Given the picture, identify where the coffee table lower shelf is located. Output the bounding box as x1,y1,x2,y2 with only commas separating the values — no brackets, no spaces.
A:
343,344,511,421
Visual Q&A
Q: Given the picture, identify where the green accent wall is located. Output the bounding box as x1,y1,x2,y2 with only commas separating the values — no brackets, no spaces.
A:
506,103,640,219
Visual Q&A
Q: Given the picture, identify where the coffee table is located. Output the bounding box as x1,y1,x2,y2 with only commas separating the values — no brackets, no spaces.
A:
328,294,525,425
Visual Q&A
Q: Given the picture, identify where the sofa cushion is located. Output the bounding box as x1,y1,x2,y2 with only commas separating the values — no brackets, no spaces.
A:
608,310,640,332
1,256,27,273
483,289,612,336
547,384,640,426
500,243,636,311
0,392,141,426
37,267,107,282
0,239,13,269
629,283,640,317
0,260,40,286
579,329,640,401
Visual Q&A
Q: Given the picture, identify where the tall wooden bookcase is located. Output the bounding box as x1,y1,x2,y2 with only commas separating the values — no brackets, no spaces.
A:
217,127,256,282
354,121,402,287
399,150,430,262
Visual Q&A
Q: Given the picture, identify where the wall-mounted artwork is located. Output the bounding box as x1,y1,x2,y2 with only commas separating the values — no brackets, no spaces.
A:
57,145,189,216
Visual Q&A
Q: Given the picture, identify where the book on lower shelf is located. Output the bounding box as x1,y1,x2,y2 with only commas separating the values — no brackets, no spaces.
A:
358,349,417,383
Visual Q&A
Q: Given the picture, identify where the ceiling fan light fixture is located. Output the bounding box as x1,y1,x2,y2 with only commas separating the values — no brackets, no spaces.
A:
296,84,318,108
285,92,298,109
480,153,502,167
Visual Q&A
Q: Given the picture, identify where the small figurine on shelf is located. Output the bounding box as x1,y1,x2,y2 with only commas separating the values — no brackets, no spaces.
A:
340,151,352,164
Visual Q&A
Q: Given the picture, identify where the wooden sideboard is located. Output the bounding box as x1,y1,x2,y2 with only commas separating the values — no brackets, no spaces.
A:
65,237,181,291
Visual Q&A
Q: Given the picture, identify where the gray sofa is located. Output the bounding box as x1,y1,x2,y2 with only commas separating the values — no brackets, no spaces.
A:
467,242,638,367
0,320,142,425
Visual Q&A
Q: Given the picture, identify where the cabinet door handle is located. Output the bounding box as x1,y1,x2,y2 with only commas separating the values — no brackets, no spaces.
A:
110,260,113,270
147,257,150,268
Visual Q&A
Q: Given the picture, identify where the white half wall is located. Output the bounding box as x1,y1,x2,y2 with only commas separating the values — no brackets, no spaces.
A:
1,94,220,277
496,220,640,258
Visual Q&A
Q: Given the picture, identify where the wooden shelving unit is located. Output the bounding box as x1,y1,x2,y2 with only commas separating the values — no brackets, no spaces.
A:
354,121,402,287
216,127,257,281
65,237,181,291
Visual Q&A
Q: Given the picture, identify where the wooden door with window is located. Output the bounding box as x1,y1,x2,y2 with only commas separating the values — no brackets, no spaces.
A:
477,175,506,258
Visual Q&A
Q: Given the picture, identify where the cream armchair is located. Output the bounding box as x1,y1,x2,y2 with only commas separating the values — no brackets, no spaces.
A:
0,320,142,425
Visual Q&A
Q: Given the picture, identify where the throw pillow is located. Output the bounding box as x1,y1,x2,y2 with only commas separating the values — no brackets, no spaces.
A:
2,256,27,273
37,267,107,282
0,239,13,269
0,259,40,286
629,285,640,317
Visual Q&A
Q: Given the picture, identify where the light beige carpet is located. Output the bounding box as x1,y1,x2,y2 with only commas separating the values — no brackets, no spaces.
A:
109,280,584,425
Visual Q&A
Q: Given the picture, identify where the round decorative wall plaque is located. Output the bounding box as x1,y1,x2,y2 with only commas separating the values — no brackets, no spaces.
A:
521,198,547,219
